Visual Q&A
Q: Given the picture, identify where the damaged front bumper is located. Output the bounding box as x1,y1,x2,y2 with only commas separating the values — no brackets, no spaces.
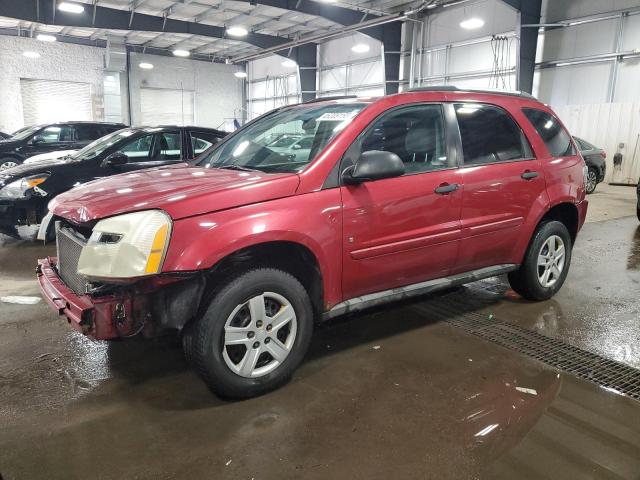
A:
37,257,146,340
37,257,205,340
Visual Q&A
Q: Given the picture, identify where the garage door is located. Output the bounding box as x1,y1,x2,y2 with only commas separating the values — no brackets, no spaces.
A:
140,88,195,126
20,79,93,126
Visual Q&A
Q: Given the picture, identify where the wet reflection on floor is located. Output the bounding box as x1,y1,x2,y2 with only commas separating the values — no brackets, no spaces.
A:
1,219,640,479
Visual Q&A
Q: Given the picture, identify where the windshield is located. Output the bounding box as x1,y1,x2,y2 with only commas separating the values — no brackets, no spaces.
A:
11,125,42,141
72,128,135,160
197,102,367,173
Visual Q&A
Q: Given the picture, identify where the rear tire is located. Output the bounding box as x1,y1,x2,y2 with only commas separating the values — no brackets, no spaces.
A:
585,167,598,194
189,268,313,399
508,221,572,301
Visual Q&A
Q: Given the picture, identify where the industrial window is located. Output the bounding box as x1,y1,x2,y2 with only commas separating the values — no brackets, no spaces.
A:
523,108,576,158
455,104,530,166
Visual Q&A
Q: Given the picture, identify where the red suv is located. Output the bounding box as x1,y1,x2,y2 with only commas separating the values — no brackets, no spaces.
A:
38,88,588,398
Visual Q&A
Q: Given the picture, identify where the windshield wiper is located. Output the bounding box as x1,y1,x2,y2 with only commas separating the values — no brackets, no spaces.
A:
216,165,260,172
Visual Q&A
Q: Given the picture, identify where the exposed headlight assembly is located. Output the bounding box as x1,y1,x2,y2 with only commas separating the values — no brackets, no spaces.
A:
0,174,49,199
77,210,172,280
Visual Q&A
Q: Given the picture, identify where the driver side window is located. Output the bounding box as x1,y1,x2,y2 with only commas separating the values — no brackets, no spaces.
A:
116,134,155,162
345,104,449,176
33,125,75,144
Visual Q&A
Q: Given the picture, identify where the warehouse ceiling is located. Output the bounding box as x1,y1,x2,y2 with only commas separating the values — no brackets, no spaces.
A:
0,0,465,61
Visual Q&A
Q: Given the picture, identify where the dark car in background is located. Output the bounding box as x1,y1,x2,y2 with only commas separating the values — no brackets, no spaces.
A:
574,136,606,194
0,121,126,170
0,125,226,238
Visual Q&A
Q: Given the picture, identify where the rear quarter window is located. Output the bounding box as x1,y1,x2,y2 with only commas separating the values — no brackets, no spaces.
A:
523,108,576,158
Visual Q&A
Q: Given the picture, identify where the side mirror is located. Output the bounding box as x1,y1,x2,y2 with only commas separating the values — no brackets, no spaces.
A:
343,150,405,185
101,152,129,168
31,137,45,145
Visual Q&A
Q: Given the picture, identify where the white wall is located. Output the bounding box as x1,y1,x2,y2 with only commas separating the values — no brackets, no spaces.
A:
247,55,300,119
129,52,244,130
0,36,105,133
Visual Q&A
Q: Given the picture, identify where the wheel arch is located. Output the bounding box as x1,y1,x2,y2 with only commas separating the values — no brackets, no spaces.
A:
202,240,325,319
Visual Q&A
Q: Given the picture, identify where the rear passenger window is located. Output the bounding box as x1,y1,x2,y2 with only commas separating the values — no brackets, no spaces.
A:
455,104,531,165
523,108,575,158
356,104,449,175
190,131,221,156
75,125,103,141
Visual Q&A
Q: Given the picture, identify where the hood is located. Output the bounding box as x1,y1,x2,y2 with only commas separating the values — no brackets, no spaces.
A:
0,157,74,183
49,164,300,223
24,150,77,165
0,140,19,150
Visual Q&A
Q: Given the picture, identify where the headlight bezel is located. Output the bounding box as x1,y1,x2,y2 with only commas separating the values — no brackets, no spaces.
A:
76,209,173,280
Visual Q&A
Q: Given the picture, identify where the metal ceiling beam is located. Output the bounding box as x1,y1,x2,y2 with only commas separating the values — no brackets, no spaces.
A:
500,0,542,93
0,0,289,50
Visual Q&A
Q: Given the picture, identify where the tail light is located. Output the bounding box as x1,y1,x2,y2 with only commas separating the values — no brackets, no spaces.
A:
600,151,607,159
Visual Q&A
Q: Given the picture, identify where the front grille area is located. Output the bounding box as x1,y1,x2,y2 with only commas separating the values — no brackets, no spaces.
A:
56,224,88,295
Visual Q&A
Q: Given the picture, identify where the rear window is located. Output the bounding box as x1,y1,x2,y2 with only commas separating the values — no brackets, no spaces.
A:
523,108,575,158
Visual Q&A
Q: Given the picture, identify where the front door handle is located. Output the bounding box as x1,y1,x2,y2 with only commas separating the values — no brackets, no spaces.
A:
434,183,460,195
521,171,539,180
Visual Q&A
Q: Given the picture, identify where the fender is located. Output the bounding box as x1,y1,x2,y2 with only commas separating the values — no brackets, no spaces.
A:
162,188,344,309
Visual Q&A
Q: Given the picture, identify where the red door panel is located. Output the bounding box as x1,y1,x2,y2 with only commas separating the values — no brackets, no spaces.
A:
341,170,463,300
453,160,546,273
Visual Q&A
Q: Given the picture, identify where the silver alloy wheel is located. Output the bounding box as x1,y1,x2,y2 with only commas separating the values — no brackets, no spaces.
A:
222,292,297,378
537,235,566,288
0,161,18,170
586,170,597,193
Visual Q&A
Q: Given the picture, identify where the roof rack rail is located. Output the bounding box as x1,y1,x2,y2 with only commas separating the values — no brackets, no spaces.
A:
407,86,536,100
304,95,358,103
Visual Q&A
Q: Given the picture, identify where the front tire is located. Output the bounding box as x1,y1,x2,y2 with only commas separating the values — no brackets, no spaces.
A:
585,167,598,194
508,221,572,301
189,268,313,399
0,157,19,170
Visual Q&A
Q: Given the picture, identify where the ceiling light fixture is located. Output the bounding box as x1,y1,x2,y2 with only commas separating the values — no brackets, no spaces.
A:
172,49,190,57
234,71,248,78
351,43,370,53
226,26,248,37
460,17,484,30
36,34,57,42
282,59,297,68
58,2,85,13
139,62,154,69
23,51,41,58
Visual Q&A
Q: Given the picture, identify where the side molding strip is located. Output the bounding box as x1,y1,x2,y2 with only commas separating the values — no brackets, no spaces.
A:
322,264,518,320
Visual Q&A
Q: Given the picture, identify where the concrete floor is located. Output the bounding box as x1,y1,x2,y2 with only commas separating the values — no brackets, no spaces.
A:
1,185,639,479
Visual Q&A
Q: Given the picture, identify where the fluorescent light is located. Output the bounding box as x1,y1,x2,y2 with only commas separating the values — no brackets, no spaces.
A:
460,18,484,30
234,71,248,78
36,34,57,42
172,49,190,57
23,51,41,58
282,59,297,68
226,26,248,37
58,2,85,13
139,62,154,69
351,43,370,53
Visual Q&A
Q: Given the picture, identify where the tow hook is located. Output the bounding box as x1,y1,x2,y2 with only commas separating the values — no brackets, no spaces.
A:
114,302,127,327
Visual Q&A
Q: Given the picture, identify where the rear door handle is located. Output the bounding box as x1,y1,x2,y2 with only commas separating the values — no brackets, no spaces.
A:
434,183,460,194
521,171,539,180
